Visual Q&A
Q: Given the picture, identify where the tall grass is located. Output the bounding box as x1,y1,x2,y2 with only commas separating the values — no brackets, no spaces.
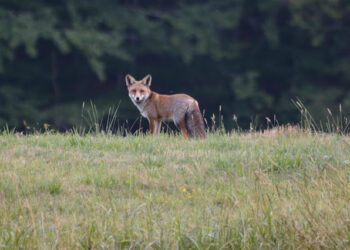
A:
80,100,121,135
293,98,350,135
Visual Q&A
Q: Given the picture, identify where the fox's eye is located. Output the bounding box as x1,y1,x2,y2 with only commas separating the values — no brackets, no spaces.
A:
132,90,136,93
140,90,144,93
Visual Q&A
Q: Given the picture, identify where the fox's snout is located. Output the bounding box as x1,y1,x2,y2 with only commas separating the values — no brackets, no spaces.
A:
133,94,144,103
129,91,149,104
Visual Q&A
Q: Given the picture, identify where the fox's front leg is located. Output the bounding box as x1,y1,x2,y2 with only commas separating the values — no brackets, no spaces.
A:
149,119,156,136
149,119,161,136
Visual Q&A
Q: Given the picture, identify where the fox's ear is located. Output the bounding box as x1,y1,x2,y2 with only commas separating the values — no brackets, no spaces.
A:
142,74,152,87
125,74,136,87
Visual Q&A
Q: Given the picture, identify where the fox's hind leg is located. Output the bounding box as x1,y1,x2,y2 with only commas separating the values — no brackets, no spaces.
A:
175,119,189,138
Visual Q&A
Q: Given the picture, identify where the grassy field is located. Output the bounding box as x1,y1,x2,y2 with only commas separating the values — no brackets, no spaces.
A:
0,128,350,249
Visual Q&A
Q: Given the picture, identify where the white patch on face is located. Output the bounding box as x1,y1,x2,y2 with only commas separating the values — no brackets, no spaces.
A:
129,94,145,103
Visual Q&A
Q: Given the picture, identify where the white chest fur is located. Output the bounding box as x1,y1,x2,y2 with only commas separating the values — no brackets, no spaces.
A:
132,100,149,119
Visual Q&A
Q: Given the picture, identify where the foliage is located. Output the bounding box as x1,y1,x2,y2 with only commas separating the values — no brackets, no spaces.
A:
0,0,349,129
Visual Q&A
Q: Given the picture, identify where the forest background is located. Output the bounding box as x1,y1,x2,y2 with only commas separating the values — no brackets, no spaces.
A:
0,0,349,131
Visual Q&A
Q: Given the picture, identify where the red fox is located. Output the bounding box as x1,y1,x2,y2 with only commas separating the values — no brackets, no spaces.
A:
126,74,205,138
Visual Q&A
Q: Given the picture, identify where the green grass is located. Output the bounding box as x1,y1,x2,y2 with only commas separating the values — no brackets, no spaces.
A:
0,128,350,249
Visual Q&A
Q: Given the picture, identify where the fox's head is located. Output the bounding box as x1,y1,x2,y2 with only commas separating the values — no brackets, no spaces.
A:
125,74,152,104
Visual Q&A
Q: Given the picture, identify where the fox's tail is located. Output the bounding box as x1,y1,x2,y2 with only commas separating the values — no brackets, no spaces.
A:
185,101,206,138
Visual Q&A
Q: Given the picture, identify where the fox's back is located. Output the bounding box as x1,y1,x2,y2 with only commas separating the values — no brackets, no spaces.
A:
158,93,195,106
150,92,196,120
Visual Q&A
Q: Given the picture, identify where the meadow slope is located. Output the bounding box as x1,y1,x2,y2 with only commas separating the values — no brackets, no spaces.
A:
0,129,350,249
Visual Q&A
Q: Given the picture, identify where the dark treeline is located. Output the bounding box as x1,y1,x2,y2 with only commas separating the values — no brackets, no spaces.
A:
0,0,349,131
